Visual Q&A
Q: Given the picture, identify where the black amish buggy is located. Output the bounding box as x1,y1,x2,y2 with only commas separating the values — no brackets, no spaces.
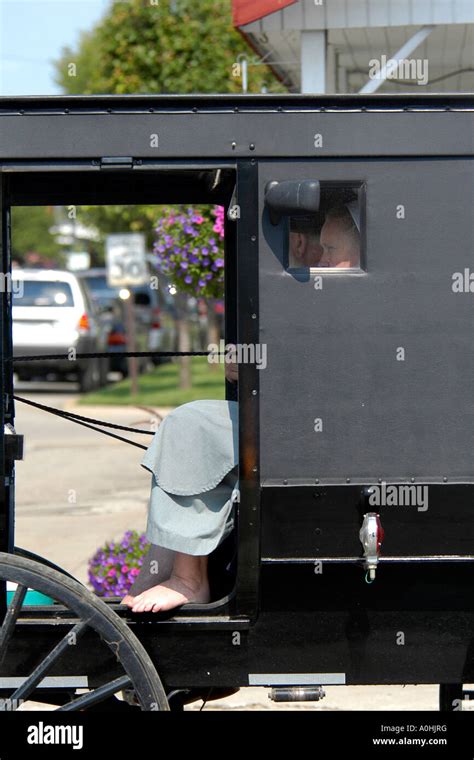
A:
0,93,473,712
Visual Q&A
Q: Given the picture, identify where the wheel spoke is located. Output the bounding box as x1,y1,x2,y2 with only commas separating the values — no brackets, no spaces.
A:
0,584,27,667
0,554,169,710
57,674,132,711
9,621,89,704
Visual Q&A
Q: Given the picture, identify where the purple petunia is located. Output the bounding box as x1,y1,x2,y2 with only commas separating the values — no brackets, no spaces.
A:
88,530,150,598
152,204,226,298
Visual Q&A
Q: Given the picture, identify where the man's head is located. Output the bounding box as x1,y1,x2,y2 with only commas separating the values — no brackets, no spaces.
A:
319,204,360,268
289,217,323,267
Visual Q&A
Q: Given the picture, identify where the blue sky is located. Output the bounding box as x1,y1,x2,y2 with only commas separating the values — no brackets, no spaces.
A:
0,0,111,95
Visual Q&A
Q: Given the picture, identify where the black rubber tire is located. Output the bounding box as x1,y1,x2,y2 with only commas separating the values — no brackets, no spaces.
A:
13,546,78,583
0,553,169,711
98,357,110,387
78,359,101,393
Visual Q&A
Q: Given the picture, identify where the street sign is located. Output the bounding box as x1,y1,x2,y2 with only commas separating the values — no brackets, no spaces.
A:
66,251,90,271
105,233,148,287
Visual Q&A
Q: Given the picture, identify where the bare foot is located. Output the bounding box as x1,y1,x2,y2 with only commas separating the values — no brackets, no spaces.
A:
123,552,210,612
125,574,210,612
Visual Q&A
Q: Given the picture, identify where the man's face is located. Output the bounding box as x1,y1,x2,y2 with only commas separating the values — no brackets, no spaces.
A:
289,231,324,267
319,219,360,268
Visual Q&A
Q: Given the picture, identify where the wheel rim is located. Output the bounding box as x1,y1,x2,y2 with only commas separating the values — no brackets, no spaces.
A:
0,553,169,711
13,546,78,582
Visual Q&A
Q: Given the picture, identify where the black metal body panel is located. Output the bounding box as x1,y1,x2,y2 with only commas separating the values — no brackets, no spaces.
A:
261,485,474,559
0,111,471,160
0,94,472,160
234,160,261,620
4,564,474,688
258,157,474,484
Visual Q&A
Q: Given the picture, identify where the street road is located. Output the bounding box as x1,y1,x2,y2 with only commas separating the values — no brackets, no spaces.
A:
13,378,159,584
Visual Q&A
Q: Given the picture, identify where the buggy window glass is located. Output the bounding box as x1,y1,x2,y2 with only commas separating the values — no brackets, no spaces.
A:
12,280,74,307
288,186,362,271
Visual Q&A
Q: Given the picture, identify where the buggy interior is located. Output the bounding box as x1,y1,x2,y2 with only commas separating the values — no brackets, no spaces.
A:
5,164,239,612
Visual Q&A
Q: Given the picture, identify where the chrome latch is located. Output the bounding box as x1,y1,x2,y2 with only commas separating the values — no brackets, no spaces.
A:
359,512,384,581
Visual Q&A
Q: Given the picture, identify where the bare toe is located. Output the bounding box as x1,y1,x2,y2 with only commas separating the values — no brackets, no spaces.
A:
127,577,209,613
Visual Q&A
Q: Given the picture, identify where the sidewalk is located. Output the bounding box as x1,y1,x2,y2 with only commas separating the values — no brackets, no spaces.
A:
14,396,172,587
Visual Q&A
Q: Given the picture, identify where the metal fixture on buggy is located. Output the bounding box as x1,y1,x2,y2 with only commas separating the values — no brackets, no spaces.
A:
359,512,385,581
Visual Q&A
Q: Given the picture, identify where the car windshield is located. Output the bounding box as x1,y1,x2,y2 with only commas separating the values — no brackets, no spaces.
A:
83,275,153,307
82,275,119,301
12,280,74,307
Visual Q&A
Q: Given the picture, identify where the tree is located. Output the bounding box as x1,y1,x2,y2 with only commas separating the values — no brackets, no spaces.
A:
54,0,285,96
53,0,284,254
74,205,158,251
11,207,64,265
53,0,285,387
53,28,104,95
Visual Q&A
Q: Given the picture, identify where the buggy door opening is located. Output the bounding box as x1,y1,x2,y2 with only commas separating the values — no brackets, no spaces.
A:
0,163,258,616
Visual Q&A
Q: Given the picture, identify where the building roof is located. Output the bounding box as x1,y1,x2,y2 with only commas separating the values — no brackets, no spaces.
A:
234,0,474,93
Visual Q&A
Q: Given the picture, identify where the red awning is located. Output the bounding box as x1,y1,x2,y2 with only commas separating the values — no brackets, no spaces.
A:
232,0,297,27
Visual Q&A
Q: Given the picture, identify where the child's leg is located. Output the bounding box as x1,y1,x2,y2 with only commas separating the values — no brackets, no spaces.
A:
125,552,210,612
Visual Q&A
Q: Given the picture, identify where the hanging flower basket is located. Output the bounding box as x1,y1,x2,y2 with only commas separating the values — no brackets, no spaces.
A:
88,530,150,598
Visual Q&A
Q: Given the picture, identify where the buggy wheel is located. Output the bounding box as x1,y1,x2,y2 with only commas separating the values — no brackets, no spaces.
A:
13,546,78,582
99,357,110,387
78,359,101,393
0,553,169,711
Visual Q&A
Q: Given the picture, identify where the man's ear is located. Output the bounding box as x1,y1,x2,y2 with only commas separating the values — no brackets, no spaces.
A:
293,232,305,260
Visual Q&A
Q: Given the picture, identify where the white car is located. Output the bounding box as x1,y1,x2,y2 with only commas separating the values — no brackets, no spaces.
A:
12,268,109,392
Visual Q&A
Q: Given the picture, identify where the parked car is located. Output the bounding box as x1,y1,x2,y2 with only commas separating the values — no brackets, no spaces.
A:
78,269,177,376
12,269,109,392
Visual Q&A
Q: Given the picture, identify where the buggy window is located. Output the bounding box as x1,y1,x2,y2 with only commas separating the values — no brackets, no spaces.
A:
288,186,363,271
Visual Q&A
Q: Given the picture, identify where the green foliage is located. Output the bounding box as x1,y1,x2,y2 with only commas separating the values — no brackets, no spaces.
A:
79,356,226,406
52,0,286,290
54,0,285,95
74,205,158,252
11,207,63,264
53,28,104,95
